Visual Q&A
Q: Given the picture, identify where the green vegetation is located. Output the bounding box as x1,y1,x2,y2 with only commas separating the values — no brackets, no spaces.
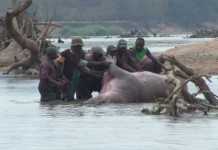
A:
1,0,218,30
60,24,126,37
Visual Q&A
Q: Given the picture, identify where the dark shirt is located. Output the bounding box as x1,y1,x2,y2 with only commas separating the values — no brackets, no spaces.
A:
116,50,141,72
61,49,85,80
85,54,107,71
39,56,62,90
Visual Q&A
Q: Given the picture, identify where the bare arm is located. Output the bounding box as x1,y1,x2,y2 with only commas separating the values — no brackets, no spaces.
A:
79,66,104,78
40,64,63,88
128,55,142,71
87,61,111,70
78,61,104,78
118,54,138,72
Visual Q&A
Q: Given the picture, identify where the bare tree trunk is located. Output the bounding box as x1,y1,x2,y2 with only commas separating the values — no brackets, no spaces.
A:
163,56,217,105
142,56,218,116
5,0,40,74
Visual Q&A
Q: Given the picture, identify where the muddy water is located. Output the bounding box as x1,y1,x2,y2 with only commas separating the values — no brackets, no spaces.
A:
1,37,218,150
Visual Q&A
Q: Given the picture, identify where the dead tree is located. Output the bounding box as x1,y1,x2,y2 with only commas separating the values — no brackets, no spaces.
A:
142,55,218,117
0,16,10,50
4,0,53,74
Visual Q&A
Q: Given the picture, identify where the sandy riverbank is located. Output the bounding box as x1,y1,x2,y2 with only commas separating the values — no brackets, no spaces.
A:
166,39,218,75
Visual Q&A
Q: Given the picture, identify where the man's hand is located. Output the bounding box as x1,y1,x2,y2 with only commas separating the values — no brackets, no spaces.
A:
58,79,69,90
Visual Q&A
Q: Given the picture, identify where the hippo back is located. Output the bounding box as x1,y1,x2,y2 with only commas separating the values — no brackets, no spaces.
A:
133,71,169,102
87,64,169,104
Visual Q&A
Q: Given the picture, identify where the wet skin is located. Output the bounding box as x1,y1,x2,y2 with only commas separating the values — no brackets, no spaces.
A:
87,64,169,104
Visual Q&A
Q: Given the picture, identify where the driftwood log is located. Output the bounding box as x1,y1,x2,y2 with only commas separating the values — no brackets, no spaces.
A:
0,16,10,50
3,0,54,75
142,55,218,117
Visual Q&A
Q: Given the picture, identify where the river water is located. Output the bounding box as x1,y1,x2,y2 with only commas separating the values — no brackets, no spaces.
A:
1,36,218,150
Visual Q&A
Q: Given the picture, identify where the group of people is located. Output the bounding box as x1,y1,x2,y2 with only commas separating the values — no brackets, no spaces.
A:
38,37,162,102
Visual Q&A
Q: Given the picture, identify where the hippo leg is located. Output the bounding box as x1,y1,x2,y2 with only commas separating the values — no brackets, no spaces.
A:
86,92,125,104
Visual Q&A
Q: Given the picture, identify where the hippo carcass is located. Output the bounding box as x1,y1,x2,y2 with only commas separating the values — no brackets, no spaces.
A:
87,64,169,104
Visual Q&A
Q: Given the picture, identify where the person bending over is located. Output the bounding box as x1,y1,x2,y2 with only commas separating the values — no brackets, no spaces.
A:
77,47,109,99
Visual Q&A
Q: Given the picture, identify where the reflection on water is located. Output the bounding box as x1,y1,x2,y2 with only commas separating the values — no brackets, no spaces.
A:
1,37,218,150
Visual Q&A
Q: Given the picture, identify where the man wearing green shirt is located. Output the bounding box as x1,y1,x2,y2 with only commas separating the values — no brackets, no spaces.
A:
132,37,162,73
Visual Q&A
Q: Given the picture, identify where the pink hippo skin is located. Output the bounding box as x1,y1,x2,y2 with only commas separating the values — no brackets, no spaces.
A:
87,64,169,104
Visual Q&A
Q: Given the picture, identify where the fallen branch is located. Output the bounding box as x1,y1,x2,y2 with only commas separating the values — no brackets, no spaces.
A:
162,55,217,105
4,0,53,74
143,56,218,117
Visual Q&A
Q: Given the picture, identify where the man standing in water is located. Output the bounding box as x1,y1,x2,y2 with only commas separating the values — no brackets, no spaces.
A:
132,37,162,73
60,37,85,100
38,47,68,102
61,37,111,101
77,47,108,99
